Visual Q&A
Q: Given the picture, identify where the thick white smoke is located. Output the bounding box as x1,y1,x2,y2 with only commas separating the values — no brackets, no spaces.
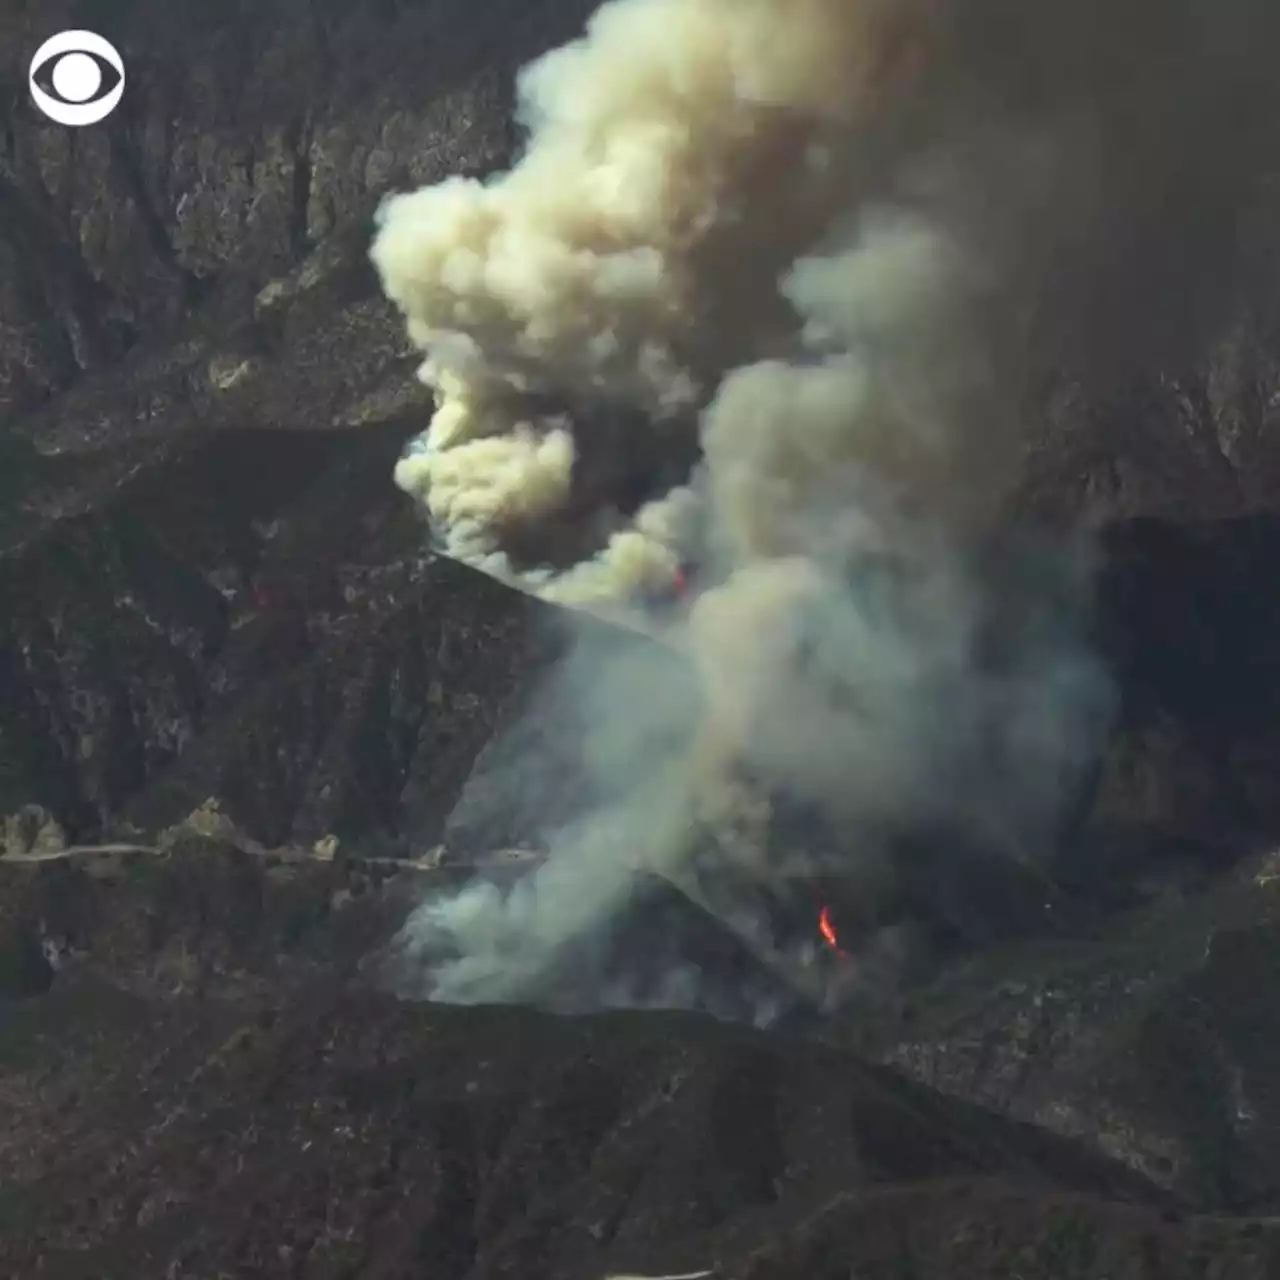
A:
371,0,940,610
372,0,1278,1014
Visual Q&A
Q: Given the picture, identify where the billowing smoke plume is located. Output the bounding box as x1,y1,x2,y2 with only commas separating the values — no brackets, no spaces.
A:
372,0,1278,1015
371,0,943,609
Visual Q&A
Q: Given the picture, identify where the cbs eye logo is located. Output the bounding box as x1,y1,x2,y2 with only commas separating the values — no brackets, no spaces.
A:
29,31,125,126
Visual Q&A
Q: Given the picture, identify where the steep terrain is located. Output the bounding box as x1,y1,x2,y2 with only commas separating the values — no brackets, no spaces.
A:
1,0,1279,860
3,1,1280,1277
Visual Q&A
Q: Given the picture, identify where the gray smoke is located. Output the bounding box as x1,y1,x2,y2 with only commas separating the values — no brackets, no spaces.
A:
373,0,1278,1017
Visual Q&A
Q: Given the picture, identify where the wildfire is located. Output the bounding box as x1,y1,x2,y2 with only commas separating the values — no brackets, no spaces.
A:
817,904,840,950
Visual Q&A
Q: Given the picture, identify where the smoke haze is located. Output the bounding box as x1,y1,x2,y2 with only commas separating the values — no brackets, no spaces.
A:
372,0,1279,1014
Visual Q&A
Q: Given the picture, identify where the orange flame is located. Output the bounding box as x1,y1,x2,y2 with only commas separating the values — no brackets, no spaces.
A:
817,904,839,950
